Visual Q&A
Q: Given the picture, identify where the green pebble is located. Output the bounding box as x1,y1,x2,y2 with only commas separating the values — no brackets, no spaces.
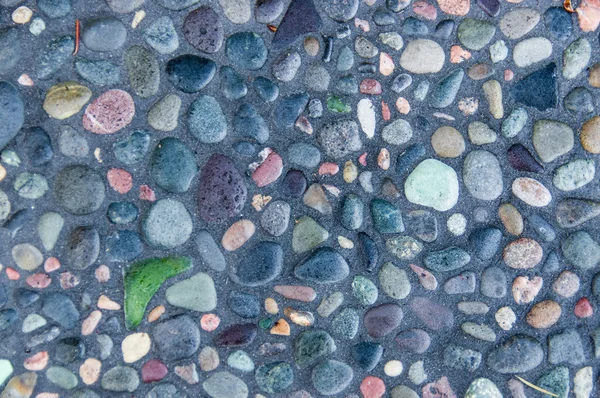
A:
464,378,502,398
292,216,329,253
46,366,78,390
327,96,351,113
537,366,569,398
255,362,294,394
227,350,255,372
332,308,359,340
259,317,274,329
0,360,13,386
351,276,378,305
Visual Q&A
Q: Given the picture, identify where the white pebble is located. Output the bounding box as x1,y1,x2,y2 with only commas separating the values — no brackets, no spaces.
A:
447,213,467,236
384,360,403,377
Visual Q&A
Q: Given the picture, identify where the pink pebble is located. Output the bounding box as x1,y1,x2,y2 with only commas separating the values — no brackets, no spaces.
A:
252,152,283,187
107,168,133,194
142,359,168,383
83,89,135,134
360,376,386,398
44,257,60,273
201,313,220,332
504,69,514,81
95,265,110,282
274,285,317,302
413,0,437,20
575,297,593,318
358,152,368,166
26,273,51,289
139,185,156,201
318,162,339,176
381,101,391,121
360,79,382,95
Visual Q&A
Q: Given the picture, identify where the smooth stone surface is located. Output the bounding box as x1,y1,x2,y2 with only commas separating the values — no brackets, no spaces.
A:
166,54,216,93
143,199,193,249
486,335,544,373
153,315,200,361
405,159,459,211
149,137,197,193
462,150,503,200
231,242,283,286
0,82,25,151
166,273,216,312
82,18,126,51
295,247,350,284
226,32,267,70
312,360,353,396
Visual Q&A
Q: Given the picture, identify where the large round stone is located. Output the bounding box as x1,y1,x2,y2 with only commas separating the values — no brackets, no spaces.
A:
54,165,106,215
405,159,459,211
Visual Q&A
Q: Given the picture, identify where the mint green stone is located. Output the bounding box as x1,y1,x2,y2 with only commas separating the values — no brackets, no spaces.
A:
227,350,255,372
327,96,351,113
405,159,459,212
292,216,329,253
46,366,78,390
0,360,13,386
538,366,569,398
464,378,501,398
351,276,378,305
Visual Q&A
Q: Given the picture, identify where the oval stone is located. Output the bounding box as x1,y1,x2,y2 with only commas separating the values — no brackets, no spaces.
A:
187,95,227,143
183,6,223,53
512,177,552,207
66,226,100,270
216,323,257,347
486,334,544,373
82,17,127,51
399,39,445,74
198,154,247,223
143,199,193,249
503,238,543,269
124,45,160,98
364,303,403,338
295,247,350,284
149,137,197,193
54,165,106,215
83,89,135,134
410,297,454,331
463,150,503,201
226,32,268,70
43,81,92,120
230,241,282,286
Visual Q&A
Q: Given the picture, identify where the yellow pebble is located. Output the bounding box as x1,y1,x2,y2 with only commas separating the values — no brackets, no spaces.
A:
384,360,403,377
12,6,32,24
131,10,146,28
0,164,6,182
264,297,278,314
343,160,357,183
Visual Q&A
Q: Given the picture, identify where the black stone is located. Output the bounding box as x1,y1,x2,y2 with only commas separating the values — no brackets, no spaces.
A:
280,169,307,198
66,226,100,270
435,19,455,39
231,242,283,286
351,342,383,371
227,291,261,318
469,227,502,260
358,232,378,272
216,323,258,347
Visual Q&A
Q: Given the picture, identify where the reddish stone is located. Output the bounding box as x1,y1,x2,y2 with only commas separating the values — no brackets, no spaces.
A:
360,376,386,398
575,297,593,318
577,0,600,32
139,185,156,201
252,152,283,187
44,257,60,273
318,162,339,176
381,101,391,120
358,152,368,166
413,1,437,19
201,313,220,331
107,168,133,194
26,273,51,289
273,285,317,302
142,359,168,383
437,0,470,16
450,45,471,63
422,376,457,398
83,89,135,134
6,267,19,280
505,69,514,81
360,79,382,95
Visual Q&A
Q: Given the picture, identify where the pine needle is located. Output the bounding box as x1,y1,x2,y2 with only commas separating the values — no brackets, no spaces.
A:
515,376,559,397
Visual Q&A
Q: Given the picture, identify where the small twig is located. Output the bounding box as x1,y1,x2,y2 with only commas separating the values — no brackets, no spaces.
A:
515,376,559,397
72,19,80,55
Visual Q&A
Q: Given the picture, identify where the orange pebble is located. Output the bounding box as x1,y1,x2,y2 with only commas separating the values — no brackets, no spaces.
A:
24,351,49,371
381,101,391,121
44,257,60,272
148,305,166,322
6,267,19,280
270,318,291,336
396,97,411,114
201,313,220,332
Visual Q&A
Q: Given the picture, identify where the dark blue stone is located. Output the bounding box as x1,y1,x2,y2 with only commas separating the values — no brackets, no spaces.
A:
544,7,573,41
3,208,33,233
166,54,216,93
370,198,404,234
231,242,283,286
105,230,142,263
435,19,455,39
542,250,560,273
396,144,426,174
507,144,544,173
528,215,556,242
38,0,71,18
477,0,500,16
149,137,197,193
220,66,247,100
511,63,557,111
253,77,279,102
358,232,378,272
153,315,200,361
564,87,594,116
0,81,24,151
20,127,53,167
0,283,6,308
295,247,350,283
469,227,502,260
234,104,269,144
42,293,79,329
335,75,359,95
272,0,322,48
228,291,261,318
280,169,307,198
107,201,139,224
14,289,39,308
402,17,428,36
273,93,309,129
351,342,383,371
226,32,268,71
0,309,17,331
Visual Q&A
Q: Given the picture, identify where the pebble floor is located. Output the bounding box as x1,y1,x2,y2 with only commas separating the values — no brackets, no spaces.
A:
1,0,600,397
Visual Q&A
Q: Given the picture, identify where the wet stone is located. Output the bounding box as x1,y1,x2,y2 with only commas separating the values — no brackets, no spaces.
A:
295,247,349,284
273,93,309,129
220,66,247,100
113,131,150,165
166,54,216,93
255,362,294,394
312,359,353,396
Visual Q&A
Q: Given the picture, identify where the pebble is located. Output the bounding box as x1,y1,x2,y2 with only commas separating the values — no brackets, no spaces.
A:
465,379,502,398
311,359,353,396
527,300,562,328
562,231,600,270
43,82,91,120
38,0,71,18
260,201,290,236
553,159,595,191
255,362,293,393
166,54,216,93
371,199,404,234
511,62,558,111
486,334,544,373
0,28,22,76
150,137,197,193
0,82,24,150
410,297,453,331
379,262,411,300
101,366,139,392
552,270,580,297
82,18,126,51
382,119,413,146
332,308,359,339
512,177,552,207
148,94,181,131
36,35,74,80
548,329,586,365
166,272,216,312
231,242,282,286
425,246,470,272
458,18,496,50
399,40,445,74
405,159,459,211
429,69,464,108
395,329,430,353
563,38,591,79
203,371,248,398
83,89,135,134
226,32,267,70
468,122,496,145
227,350,254,372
